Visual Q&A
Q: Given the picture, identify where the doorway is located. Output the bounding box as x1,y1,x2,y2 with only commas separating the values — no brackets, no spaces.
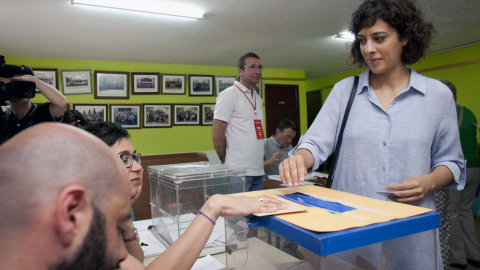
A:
264,84,300,147
306,89,331,172
306,90,322,128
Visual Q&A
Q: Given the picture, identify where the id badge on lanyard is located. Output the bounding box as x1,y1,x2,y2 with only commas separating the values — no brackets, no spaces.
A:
254,119,265,139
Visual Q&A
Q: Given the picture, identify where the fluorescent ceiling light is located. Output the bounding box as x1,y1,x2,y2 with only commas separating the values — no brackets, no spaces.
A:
334,31,355,41
71,0,204,20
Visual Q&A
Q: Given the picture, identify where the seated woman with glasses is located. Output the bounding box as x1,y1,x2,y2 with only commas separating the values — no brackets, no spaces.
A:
84,121,145,263
85,121,288,269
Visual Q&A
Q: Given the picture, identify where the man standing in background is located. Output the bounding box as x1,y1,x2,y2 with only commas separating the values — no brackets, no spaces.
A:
264,119,297,176
212,52,265,191
441,79,480,269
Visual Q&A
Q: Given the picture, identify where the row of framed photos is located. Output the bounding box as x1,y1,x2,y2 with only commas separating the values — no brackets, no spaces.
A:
72,103,215,129
32,69,257,98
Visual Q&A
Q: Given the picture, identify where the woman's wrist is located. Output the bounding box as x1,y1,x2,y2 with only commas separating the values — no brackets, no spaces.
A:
202,195,222,220
123,227,138,242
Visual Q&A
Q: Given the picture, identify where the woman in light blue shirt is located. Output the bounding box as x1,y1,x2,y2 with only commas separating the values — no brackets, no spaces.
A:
279,0,465,269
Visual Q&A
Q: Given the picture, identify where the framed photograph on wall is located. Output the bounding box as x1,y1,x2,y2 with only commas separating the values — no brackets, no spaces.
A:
189,75,214,96
131,72,160,95
94,71,129,99
161,74,185,95
143,104,172,128
61,70,92,95
254,79,263,98
215,76,236,96
109,104,141,129
73,104,107,123
201,103,215,126
33,68,58,92
174,104,200,125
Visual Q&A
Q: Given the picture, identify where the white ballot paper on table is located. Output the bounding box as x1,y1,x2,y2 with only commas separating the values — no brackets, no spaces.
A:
191,255,226,270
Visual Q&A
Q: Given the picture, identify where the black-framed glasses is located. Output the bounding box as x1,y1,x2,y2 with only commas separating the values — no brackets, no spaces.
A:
118,153,142,168
244,65,263,71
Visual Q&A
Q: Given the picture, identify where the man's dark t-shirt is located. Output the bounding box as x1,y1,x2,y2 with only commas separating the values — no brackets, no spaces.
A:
1,102,60,143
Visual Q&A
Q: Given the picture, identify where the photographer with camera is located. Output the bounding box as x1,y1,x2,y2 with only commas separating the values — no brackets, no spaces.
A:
0,56,68,143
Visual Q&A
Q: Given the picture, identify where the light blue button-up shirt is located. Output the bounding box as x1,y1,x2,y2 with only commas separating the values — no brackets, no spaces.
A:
292,69,465,269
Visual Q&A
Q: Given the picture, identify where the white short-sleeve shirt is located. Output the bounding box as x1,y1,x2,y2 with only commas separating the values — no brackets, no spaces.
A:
214,81,264,176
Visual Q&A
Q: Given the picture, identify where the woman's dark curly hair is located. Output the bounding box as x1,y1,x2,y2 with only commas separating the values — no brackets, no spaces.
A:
348,0,436,67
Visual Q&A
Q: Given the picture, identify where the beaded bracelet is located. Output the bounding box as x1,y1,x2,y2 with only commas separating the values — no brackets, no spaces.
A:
123,227,138,242
197,210,216,225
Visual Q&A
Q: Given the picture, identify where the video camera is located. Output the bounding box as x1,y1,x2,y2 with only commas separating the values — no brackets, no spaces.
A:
0,55,36,105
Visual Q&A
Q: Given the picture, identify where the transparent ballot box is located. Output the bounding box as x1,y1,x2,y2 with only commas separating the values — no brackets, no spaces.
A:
148,162,245,256
225,192,440,270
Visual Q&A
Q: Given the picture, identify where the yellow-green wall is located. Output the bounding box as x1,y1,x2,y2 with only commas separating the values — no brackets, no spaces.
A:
5,57,306,155
306,43,480,143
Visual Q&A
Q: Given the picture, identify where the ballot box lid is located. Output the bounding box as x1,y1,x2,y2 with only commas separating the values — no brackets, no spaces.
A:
148,161,247,183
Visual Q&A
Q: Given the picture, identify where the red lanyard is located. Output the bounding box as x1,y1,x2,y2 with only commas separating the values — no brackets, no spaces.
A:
235,84,257,115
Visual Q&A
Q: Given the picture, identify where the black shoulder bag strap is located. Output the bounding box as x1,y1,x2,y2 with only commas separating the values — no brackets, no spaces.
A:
326,75,359,189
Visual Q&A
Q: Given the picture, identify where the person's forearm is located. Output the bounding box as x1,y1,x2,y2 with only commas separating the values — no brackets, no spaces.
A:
123,220,144,263
125,240,144,263
295,149,314,169
212,120,228,163
213,137,226,163
31,76,67,117
146,200,218,270
119,254,146,270
428,165,454,191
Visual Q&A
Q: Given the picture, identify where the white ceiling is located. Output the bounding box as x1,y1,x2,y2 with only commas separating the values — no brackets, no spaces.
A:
1,0,479,80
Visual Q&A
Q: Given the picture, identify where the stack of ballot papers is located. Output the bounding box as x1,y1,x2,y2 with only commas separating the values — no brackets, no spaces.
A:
191,255,226,270
142,214,235,252
132,219,166,257
134,219,227,269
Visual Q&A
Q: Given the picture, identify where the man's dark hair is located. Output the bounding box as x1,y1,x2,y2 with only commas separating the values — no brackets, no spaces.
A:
439,79,457,101
277,119,297,132
84,121,129,147
238,52,260,70
348,0,436,67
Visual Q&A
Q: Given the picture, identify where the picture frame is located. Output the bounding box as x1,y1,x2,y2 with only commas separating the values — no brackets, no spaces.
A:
215,76,236,96
189,75,214,96
131,72,160,95
201,103,215,126
73,104,107,123
161,74,186,95
237,76,262,97
143,104,172,128
254,79,263,98
174,104,200,126
33,68,58,92
109,104,141,129
94,71,129,99
61,70,92,95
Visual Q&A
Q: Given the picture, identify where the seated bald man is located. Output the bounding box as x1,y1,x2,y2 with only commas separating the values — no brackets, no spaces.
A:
0,123,287,270
0,122,132,270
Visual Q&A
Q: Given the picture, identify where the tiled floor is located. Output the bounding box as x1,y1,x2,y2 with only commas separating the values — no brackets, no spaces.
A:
450,215,480,270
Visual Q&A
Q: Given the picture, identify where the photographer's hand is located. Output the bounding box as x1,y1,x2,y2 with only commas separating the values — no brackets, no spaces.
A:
8,74,68,118
0,77,14,84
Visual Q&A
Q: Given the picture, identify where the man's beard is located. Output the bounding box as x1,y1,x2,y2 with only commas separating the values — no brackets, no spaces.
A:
51,206,120,270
